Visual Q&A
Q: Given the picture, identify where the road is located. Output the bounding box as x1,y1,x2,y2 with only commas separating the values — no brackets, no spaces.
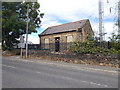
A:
2,56,118,88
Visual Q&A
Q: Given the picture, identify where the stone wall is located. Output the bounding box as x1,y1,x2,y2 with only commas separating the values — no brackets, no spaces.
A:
39,21,94,52
40,31,79,52
27,50,119,68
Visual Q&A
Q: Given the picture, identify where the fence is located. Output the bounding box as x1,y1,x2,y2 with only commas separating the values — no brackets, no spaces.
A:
39,41,120,52
28,44,40,50
16,41,119,52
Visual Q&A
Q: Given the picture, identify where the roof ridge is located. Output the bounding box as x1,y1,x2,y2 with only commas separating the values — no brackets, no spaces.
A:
48,19,88,29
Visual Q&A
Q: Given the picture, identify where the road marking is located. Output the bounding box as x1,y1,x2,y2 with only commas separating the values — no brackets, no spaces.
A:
32,61,118,73
89,81,108,87
36,71,42,74
2,59,112,88
18,59,34,63
75,67,118,73
45,63,118,73
36,70,109,87
2,64,15,69
5,57,118,73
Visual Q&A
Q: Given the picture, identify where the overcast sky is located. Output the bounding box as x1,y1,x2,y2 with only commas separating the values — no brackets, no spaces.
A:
28,0,118,44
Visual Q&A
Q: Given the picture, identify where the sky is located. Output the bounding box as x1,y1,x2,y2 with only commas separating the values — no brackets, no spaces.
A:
28,0,118,44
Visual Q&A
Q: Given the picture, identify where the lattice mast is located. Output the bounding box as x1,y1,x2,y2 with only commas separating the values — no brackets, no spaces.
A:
99,0,104,42
118,0,120,36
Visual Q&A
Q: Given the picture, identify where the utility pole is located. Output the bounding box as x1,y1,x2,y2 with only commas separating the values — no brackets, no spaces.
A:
26,4,29,58
99,0,104,42
118,0,120,36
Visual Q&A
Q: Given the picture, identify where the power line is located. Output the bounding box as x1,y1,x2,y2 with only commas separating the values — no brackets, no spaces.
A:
108,0,120,36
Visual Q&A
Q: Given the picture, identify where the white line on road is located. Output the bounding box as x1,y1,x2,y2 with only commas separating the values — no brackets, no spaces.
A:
4,57,118,73
2,64,15,69
1,61,111,88
42,62,118,73
29,60,118,74
36,71,109,88
36,71,42,74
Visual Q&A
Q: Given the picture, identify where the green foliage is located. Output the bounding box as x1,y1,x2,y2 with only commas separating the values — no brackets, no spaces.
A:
87,36,94,41
109,33,120,42
69,40,95,54
109,48,119,54
108,33,120,52
110,42,120,50
69,40,119,55
2,2,43,50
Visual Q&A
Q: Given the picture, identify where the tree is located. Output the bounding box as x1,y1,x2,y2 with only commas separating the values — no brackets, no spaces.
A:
2,2,43,50
108,33,120,51
109,33,120,42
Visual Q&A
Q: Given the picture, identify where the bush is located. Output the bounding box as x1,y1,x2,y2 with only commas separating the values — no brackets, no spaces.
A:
109,48,119,54
110,42,120,50
69,40,119,55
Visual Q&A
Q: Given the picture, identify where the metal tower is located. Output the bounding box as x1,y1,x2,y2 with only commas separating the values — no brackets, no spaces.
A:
99,0,104,42
118,0,120,36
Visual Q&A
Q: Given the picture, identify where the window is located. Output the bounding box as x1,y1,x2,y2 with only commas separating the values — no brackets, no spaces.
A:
79,34,82,41
67,35,73,49
45,38,49,49
67,35,73,42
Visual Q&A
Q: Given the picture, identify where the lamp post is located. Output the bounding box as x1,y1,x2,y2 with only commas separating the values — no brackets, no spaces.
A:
25,4,29,58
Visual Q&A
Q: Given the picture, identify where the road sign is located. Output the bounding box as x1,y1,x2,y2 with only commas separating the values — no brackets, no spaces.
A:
20,35,24,43
19,43,25,48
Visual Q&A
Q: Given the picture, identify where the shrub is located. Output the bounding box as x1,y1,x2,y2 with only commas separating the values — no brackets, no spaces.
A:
109,48,119,54
69,40,119,55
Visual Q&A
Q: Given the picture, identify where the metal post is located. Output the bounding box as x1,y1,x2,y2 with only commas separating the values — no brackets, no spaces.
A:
99,0,104,42
118,0,120,36
21,47,23,58
26,4,29,58
20,35,22,58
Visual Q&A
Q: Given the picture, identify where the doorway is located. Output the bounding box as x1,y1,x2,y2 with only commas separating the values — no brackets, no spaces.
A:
55,37,60,52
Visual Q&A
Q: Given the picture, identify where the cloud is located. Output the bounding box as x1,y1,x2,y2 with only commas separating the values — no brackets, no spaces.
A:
39,0,117,21
39,0,98,21
40,18,62,29
28,35,39,44
28,0,118,44
38,0,117,31
91,21,118,41
104,22,118,40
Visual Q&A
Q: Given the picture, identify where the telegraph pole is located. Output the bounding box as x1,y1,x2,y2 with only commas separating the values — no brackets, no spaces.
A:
99,0,104,42
26,4,29,58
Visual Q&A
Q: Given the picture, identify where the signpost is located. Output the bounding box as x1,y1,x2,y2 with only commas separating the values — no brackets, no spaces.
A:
20,35,24,58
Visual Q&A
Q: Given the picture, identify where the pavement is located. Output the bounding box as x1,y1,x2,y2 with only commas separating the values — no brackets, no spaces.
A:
2,56,119,88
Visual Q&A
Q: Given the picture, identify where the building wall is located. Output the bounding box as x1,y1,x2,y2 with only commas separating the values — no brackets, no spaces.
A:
82,20,94,41
40,31,80,52
75,20,94,42
39,22,94,52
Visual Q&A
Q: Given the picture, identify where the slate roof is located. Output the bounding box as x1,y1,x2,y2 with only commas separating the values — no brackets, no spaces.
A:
39,19,89,36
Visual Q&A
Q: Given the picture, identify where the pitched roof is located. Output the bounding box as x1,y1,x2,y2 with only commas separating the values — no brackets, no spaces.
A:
39,19,89,36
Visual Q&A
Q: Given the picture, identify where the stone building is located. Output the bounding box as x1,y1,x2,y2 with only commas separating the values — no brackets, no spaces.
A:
38,19,94,52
